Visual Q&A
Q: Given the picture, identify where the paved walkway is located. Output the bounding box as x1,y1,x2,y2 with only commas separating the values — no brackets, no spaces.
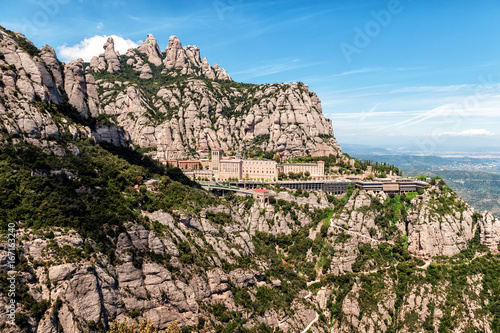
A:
306,279,321,287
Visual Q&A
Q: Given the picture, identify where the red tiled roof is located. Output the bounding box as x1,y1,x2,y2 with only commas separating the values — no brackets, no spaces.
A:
254,189,269,193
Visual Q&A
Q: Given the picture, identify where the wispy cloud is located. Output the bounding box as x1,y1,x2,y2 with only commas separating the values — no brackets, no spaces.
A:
436,129,495,137
373,129,496,138
232,58,324,79
333,67,384,77
331,110,425,119
391,84,474,94
302,67,427,85
368,104,456,133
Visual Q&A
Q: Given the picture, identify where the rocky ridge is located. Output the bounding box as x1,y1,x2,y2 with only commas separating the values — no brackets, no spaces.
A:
0,26,341,158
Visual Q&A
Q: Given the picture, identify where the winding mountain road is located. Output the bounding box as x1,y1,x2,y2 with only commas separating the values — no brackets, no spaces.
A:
329,221,387,245
300,312,319,333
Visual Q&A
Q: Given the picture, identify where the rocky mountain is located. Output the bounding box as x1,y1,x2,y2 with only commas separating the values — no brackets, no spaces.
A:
0,143,499,333
0,26,341,159
1,26,500,333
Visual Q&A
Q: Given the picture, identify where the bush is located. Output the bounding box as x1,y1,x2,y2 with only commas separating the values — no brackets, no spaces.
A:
108,318,180,333
206,211,232,225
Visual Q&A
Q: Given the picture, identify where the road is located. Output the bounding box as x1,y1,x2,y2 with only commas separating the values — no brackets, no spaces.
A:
329,222,387,245
300,312,319,333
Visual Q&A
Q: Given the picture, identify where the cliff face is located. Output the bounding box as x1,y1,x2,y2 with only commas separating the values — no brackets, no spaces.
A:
0,173,499,332
0,28,130,148
0,26,341,159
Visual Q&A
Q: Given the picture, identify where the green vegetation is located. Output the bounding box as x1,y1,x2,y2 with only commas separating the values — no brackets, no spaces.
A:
2,25,500,331
205,211,232,225
430,170,500,217
2,27,40,57
0,139,213,245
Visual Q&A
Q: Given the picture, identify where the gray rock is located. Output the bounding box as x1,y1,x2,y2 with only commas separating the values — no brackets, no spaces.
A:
103,37,121,73
48,264,76,282
207,268,229,294
137,34,163,66
140,63,153,79
479,211,500,251
228,269,257,288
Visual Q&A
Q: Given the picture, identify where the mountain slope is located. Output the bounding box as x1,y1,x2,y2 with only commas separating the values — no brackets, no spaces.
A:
1,140,499,333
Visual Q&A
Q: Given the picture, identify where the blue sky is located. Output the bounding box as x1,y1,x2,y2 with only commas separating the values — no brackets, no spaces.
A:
2,0,500,154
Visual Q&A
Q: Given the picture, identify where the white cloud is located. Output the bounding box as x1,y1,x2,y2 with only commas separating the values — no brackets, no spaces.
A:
391,84,473,94
437,129,495,137
232,58,326,79
334,67,384,76
57,35,141,62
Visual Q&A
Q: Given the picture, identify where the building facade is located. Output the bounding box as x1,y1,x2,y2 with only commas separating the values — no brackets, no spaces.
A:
211,150,326,181
212,150,279,181
242,159,278,181
219,159,243,180
253,189,270,207
156,149,326,181
279,161,325,177
355,179,427,195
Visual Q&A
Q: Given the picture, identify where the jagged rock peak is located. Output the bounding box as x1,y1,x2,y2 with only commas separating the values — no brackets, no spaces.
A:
164,35,186,69
40,45,64,89
168,35,182,48
88,37,121,73
86,33,230,80
103,37,114,51
137,34,163,66
163,35,232,81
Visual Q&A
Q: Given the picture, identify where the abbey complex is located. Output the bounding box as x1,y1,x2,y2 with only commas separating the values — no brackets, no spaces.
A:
156,149,324,181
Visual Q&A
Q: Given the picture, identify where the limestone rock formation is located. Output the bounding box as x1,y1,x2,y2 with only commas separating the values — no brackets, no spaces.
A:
0,27,136,147
163,35,231,80
64,59,89,117
479,211,500,251
87,37,122,73
405,187,477,258
2,25,500,333
137,34,163,66
1,26,340,158
83,34,339,158
103,37,122,73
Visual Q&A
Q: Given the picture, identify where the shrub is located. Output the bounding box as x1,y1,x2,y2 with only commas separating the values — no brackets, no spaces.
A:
108,318,180,333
